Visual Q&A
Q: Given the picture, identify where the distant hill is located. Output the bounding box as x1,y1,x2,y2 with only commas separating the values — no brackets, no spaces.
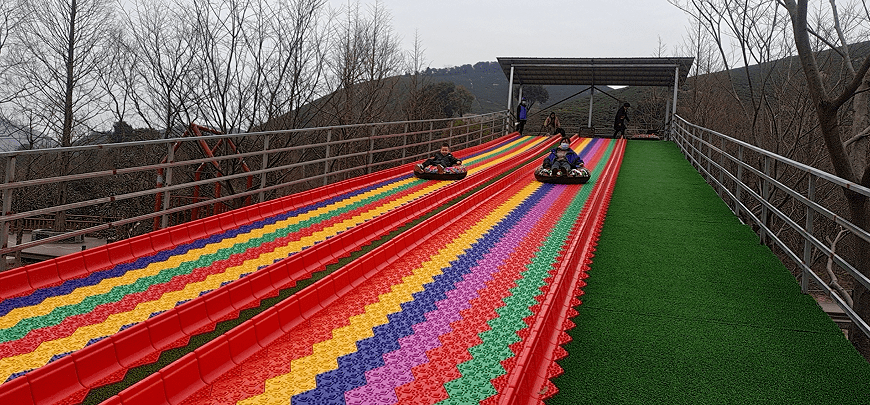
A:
267,61,631,131
0,117,45,151
424,61,604,114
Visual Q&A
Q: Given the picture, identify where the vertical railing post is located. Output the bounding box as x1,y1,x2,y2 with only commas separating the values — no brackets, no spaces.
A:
258,135,270,202
449,119,454,145
402,123,408,164
323,129,332,186
0,156,16,271
802,175,816,293
735,145,744,220
367,126,375,174
428,122,434,154
161,142,174,229
719,134,728,195
760,155,771,245
705,131,712,176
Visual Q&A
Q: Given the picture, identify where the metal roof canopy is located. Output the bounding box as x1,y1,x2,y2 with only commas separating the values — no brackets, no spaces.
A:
496,57,694,87
498,57,694,131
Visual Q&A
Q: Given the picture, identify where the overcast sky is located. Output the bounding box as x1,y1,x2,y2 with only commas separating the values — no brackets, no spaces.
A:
326,0,693,68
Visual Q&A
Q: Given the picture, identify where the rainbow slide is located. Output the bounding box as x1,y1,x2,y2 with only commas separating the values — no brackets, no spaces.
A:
0,134,559,405
104,137,625,405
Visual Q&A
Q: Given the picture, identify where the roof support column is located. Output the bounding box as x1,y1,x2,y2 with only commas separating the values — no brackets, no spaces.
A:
665,89,672,125
671,66,679,137
507,65,515,112
587,86,595,128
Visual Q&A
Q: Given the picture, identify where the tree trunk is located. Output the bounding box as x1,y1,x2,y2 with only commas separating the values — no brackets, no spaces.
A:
785,0,870,360
54,0,77,233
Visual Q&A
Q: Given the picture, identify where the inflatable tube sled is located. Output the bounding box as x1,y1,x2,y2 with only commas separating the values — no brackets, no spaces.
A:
414,164,468,180
535,167,590,184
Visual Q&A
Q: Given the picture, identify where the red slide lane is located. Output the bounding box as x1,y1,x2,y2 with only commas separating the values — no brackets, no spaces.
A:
0,133,515,302
0,133,551,405
498,138,626,405
106,147,554,405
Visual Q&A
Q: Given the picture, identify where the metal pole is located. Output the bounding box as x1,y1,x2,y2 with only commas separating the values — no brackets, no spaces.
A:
161,143,174,229
258,135,270,202
587,86,595,128
719,138,727,196
367,126,375,174
428,122,434,154
665,88,672,136
736,145,744,220
402,123,408,164
761,156,771,245
507,65,515,112
323,129,332,186
706,132,712,176
802,175,816,293
671,66,680,139
0,156,16,271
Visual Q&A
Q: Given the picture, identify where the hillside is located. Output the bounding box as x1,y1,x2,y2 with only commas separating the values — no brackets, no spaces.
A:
267,61,662,132
424,61,601,114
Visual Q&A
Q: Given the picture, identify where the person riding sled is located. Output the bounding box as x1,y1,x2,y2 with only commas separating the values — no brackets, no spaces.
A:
415,143,467,180
420,143,462,169
541,139,584,177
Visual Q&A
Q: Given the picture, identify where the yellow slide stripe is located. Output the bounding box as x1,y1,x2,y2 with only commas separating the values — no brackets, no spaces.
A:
238,183,542,405
0,136,537,328
0,137,542,380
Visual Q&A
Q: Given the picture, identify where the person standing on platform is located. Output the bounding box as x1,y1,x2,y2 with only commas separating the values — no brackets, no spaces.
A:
543,112,561,135
516,98,528,135
613,102,630,138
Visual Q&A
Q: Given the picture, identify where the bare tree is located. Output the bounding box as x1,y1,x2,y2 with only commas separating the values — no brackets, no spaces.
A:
322,0,404,126
782,0,870,358
10,0,116,231
0,0,26,105
249,0,328,131
124,0,202,136
95,26,137,133
402,30,432,121
14,0,116,147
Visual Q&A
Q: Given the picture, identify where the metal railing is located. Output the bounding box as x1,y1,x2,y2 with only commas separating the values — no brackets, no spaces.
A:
0,111,510,269
672,115,870,339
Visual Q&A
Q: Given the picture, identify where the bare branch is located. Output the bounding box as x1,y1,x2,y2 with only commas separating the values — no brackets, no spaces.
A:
827,0,855,75
844,125,870,148
825,229,854,307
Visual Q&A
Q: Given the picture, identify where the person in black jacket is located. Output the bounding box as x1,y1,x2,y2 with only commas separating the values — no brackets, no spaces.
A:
421,144,462,168
613,102,630,138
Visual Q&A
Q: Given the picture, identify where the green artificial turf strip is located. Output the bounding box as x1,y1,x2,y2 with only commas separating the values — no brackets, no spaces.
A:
548,140,870,405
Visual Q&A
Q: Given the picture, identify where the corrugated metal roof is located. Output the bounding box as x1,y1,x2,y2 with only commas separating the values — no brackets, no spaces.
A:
496,57,694,87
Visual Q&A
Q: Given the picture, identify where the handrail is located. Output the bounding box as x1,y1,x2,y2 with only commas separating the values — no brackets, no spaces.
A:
0,112,508,158
0,111,510,269
671,115,870,339
673,116,870,196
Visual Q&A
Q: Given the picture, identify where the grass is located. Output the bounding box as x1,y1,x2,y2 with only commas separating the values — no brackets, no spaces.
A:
547,140,870,405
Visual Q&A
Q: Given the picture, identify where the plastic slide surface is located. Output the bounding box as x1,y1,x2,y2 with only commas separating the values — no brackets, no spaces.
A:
0,134,555,405
112,137,624,405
